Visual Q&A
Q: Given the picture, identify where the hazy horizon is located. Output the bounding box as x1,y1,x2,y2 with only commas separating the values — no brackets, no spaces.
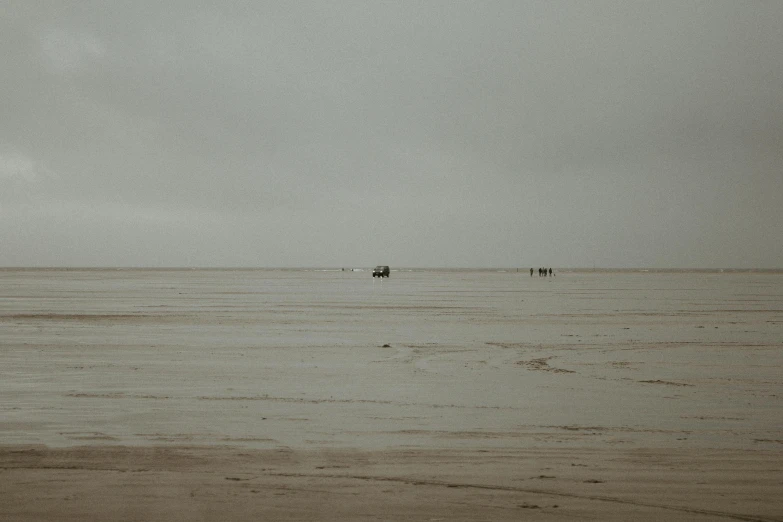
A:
2,1,781,269
2,265,781,272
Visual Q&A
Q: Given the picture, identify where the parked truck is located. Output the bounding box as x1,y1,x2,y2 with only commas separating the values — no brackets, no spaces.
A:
372,266,390,278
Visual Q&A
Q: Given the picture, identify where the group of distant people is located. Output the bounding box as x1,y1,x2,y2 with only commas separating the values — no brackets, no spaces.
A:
531,267,553,277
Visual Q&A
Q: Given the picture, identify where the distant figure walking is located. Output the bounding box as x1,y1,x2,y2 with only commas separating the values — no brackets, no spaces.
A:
530,268,534,277
549,268,552,276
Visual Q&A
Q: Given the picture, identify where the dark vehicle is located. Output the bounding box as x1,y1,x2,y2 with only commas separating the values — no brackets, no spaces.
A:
372,265,390,278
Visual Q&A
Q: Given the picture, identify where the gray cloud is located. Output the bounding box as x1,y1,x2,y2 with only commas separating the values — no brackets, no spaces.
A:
1,1,781,267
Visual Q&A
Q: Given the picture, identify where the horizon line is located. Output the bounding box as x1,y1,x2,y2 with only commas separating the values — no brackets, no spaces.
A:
1,266,781,272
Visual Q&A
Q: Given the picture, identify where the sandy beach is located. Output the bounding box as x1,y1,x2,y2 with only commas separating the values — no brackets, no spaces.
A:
1,268,781,521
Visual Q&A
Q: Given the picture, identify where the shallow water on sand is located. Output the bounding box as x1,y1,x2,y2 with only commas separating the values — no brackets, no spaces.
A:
1,269,781,450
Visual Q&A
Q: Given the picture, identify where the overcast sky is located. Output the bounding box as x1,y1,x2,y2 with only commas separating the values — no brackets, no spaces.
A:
2,1,781,268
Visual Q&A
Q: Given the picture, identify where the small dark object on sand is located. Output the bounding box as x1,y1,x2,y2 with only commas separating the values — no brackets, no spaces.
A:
373,266,390,278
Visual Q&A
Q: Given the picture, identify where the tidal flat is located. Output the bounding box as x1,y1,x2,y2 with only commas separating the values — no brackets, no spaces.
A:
1,268,781,521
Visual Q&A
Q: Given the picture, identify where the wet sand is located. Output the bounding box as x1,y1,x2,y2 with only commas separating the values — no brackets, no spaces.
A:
1,269,781,520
